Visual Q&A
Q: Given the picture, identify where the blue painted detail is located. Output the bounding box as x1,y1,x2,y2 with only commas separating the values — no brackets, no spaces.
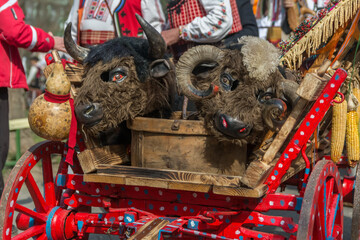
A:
205,193,210,199
258,224,264,227
29,216,35,228
56,174,66,187
274,170,278,176
280,200,285,206
354,182,356,190
109,217,115,223
174,206,178,211
187,219,199,230
258,234,263,238
15,188,18,193
335,75,339,80
212,208,217,212
285,153,289,158
294,140,299,144
305,168,310,174
98,214,103,219
330,194,340,238
128,200,133,205
302,182,307,188
240,237,244,240
144,189,149,195
190,208,194,213
121,187,125,191
221,237,226,239
9,212,12,217
124,214,135,223
69,200,74,205
177,222,182,225
324,93,329,98
288,224,294,230
306,122,310,126
271,218,275,224
86,200,92,204
78,221,84,232
225,218,230,223
177,194,181,200
46,207,60,240
316,107,320,112
81,181,86,185
105,185,109,190
248,215,253,220
149,204,154,210
28,163,31,167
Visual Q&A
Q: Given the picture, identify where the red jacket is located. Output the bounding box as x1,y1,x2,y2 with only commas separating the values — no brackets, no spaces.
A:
0,0,54,89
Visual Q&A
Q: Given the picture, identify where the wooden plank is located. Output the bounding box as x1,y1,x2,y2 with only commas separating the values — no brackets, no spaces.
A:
9,118,30,131
95,164,243,188
167,182,211,193
77,145,129,173
128,218,170,240
84,174,126,185
129,115,247,176
127,117,208,135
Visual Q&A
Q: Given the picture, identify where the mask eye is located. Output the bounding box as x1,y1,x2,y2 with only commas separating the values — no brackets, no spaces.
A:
109,67,127,83
220,73,238,91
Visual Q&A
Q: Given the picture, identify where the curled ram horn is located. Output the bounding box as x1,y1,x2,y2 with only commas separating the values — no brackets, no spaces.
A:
176,45,224,100
64,23,90,62
262,98,288,131
135,13,166,59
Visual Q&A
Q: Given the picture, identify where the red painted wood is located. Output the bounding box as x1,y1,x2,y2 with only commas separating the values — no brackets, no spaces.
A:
25,172,49,213
265,69,348,193
42,154,56,207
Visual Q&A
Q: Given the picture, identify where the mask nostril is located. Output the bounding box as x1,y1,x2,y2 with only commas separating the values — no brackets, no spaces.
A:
85,105,95,115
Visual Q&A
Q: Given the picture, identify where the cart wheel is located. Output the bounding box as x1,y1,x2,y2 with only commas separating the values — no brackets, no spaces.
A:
0,141,76,240
297,160,343,240
351,163,360,239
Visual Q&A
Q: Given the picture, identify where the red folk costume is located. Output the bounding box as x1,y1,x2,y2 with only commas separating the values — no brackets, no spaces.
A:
66,0,165,47
167,0,242,58
0,0,54,89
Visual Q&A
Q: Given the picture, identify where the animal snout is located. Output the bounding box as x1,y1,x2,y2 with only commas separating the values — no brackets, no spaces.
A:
75,102,104,127
214,112,253,139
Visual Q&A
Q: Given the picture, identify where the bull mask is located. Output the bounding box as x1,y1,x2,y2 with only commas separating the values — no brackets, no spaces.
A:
64,14,166,62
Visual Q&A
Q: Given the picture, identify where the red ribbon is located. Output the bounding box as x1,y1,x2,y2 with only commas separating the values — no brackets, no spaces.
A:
44,90,77,165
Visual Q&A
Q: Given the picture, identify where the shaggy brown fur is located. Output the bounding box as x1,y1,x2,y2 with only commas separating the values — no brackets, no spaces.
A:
182,39,294,146
75,56,175,136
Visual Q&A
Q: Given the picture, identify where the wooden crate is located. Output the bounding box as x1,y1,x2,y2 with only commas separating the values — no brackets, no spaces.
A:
127,114,247,176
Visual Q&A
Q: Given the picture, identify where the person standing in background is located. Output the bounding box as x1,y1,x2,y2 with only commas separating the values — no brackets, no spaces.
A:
65,0,166,47
161,0,258,60
0,0,65,195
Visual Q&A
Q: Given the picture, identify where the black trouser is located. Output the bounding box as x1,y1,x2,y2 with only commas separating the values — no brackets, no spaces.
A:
0,87,9,195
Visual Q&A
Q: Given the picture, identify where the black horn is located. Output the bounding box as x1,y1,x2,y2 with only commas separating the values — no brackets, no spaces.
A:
135,13,166,59
64,23,90,62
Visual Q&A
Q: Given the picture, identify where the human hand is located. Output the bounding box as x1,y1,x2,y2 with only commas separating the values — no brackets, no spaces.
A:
161,28,180,46
48,32,67,52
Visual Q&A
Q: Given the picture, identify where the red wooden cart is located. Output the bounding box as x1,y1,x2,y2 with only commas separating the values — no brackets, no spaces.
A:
0,66,357,240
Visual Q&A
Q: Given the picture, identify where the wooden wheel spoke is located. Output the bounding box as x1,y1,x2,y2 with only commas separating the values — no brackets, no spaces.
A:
42,155,56,207
326,178,335,210
36,233,47,240
14,203,47,223
25,173,48,213
12,224,45,240
326,193,340,237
